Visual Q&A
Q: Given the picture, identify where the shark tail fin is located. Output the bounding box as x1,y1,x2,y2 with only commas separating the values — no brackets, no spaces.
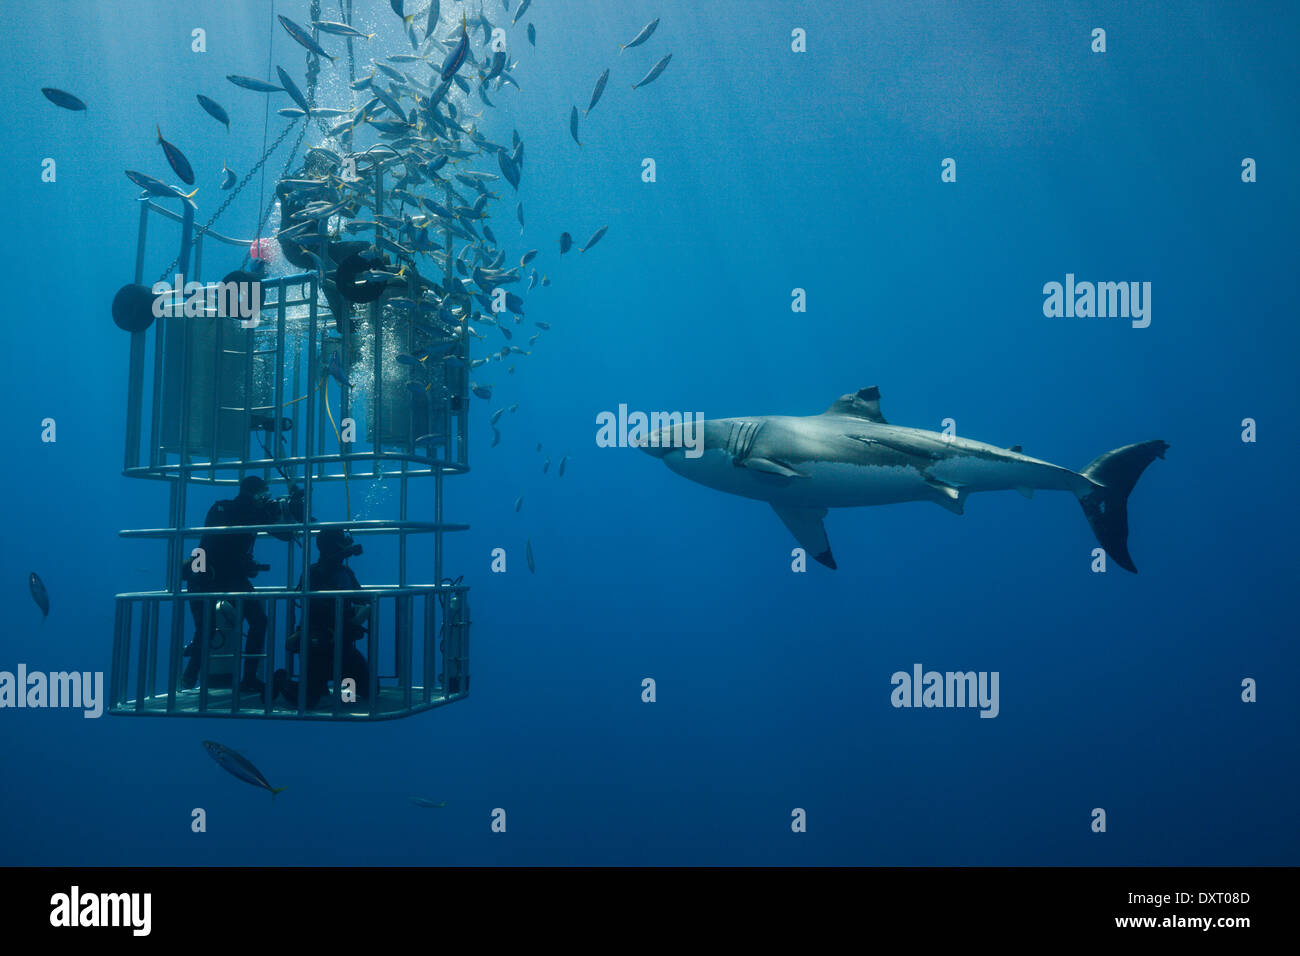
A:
270,785,288,801
1076,440,1169,573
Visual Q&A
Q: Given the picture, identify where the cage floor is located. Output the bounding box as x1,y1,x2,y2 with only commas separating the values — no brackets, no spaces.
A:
114,682,462,720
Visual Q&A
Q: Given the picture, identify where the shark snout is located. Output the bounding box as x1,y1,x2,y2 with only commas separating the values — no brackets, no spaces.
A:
635,426,677,458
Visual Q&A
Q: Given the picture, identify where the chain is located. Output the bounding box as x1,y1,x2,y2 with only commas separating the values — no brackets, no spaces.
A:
152,117,305,284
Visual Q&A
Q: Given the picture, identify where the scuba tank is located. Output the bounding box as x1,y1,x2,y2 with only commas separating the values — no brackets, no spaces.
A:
437,577,469,695
206,600,242,685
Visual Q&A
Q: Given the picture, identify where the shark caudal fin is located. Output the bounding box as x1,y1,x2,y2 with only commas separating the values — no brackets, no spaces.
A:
1076,440,1169,573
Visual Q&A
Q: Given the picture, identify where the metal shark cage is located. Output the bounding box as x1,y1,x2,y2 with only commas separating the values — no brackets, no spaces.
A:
109,195,473,721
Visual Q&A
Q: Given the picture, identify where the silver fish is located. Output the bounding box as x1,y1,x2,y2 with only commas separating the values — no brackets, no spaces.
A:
620,18,660,53
632,54,672,90
29,571,49,620
196,94,230,129
580,225,607,252
586,68,609,115
569,105,581,146
278,14,337,62
203,741,287,798
525,539,535,573
227,74,284,93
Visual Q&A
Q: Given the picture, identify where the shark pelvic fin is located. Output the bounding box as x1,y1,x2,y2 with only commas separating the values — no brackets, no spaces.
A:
771,504,835,569
924,476,965,514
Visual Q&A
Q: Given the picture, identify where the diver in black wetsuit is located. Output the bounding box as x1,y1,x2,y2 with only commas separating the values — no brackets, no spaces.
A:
273,528,372,710
182,475,304,693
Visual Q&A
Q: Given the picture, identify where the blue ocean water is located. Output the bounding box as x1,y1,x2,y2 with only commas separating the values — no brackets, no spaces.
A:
1,0,1297,866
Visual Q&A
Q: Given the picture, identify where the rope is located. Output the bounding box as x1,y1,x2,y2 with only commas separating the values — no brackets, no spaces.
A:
256,0,275,245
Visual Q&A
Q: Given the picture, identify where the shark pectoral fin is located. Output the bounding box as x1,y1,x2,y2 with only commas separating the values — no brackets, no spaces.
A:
770,504,835,569
741,457,808,479
1016,486,1034,499
924,476,966,515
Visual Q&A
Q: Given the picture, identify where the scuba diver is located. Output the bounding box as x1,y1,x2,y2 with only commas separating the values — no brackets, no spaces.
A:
273,528,372,710
182,475,305,693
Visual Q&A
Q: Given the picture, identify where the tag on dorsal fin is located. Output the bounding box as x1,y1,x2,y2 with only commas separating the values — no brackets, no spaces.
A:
824,386,886,423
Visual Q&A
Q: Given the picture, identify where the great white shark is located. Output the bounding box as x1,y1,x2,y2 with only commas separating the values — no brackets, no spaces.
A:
638,386,1168,571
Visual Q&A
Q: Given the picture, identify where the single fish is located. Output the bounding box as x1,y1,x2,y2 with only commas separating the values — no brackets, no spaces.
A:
585,69,609,115
313,20,376,39
527,23,535,47
498,150,520,189
196,94,230,129
559,232,572,254
440,14,470,80
632,54,672,90
426,0,440,37
155,126,195,186
520,249,537,267
543,455,550,474
512,0,531,26
124,169,198,203
278,107,307,118
490,408,505,425
569,106,581,146
29,572,49,620
621,18,660,53
514,496,522,512
203,741,287,798
525,539,535,573
276,66,311,113
534,320,551,330
541,276,551,287
580,225,607,253
278,14,337,62
227,74,284,93
516,202,525,232
490,426,501,447
472,383,492,400
220,162,236,190
410,795,447,808
558,453,568,477
41,87,86,111
509,403,519,413
536,442,543,452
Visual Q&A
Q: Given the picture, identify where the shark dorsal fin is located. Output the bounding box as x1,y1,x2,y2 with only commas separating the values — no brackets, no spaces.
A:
825,386,886,423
